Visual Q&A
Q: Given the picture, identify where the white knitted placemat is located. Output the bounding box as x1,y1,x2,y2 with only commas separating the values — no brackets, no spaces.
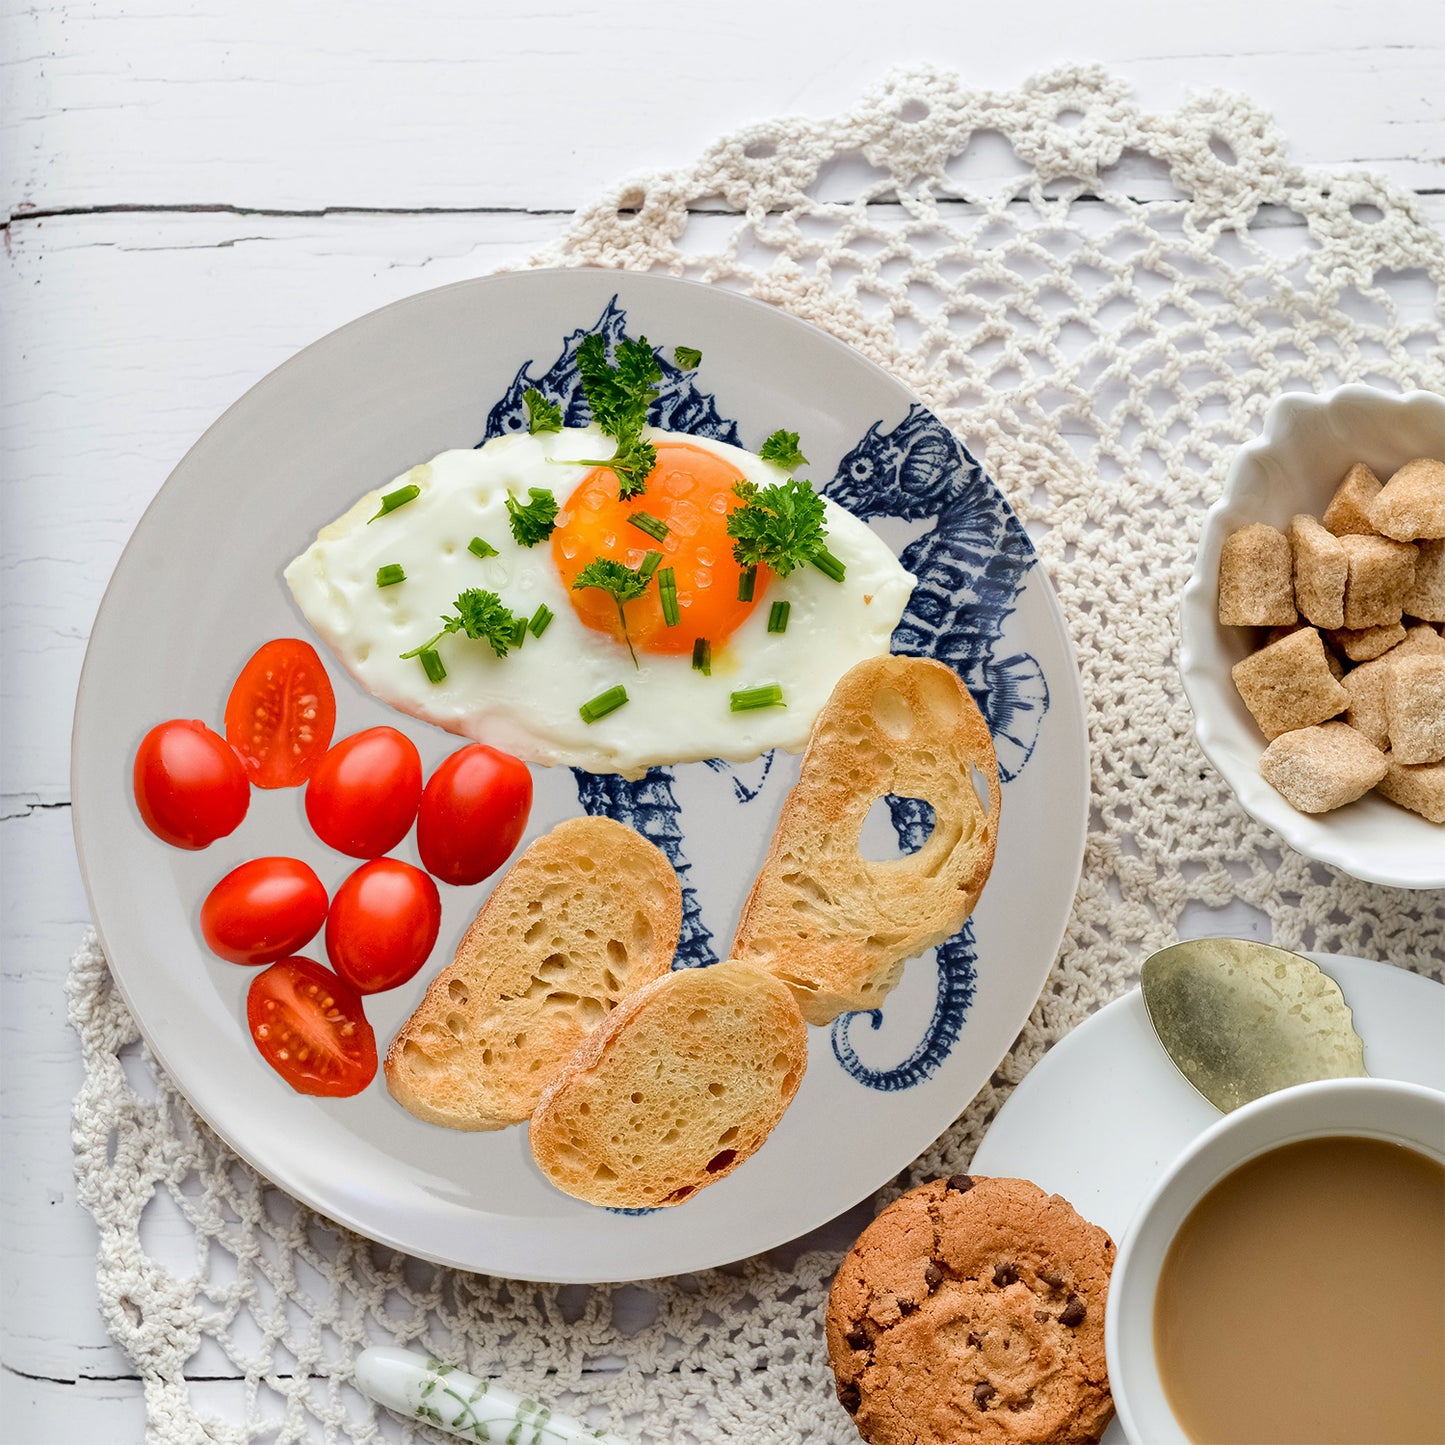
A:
69,65,1445,1445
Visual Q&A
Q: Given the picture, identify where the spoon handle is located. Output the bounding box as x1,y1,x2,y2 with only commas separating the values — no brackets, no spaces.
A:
355,1346,635,1445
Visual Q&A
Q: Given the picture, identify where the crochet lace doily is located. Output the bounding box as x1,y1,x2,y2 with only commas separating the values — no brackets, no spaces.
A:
69,65,1445,1445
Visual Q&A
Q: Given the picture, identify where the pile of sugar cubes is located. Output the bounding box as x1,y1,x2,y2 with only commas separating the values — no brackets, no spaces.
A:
1219,458,1444,822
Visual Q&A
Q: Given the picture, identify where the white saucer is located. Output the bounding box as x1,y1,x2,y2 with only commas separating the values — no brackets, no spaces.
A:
969,952,1445,1445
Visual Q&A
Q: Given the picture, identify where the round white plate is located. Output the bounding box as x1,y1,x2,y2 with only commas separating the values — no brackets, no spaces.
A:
72,269,1088,1282
970,952,1445,1444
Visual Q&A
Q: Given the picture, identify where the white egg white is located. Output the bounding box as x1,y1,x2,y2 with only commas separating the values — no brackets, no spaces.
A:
284,427,915,775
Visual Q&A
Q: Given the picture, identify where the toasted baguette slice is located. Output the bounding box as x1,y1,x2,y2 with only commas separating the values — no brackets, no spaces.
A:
730,655,1000,1025
384,816,680,1131
529,960,807,1209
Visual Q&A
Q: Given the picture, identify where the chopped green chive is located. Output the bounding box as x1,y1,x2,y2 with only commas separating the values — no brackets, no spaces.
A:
376,564,406,588
767,600,791,633
730,684,785,712
579,685,629,724
628,511,670,543
528,603,553,638
738,565,757,602
811,547,846,583
692,638,712,675
673,345,702,370
468,536,499,559
657,566,681,626
638,549,664,581
418,648,446,684
509,616,528,649
369,484,420,522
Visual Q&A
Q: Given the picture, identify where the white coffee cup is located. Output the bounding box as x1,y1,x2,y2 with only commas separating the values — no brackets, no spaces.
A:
1105,1077,1445,1444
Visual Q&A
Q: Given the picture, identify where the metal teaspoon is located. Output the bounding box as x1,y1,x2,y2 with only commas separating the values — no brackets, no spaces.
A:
1140,937,1368,1113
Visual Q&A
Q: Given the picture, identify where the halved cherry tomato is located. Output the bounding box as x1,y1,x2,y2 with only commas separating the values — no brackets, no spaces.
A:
224,638,336,789
133,718,250,849
246,955,376,1097
325,858,441,994
417,744,533,886
200,856,328,965
304,727,422,858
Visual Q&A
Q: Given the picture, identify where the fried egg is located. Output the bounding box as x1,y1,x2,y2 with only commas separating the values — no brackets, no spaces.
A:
285,428,915,775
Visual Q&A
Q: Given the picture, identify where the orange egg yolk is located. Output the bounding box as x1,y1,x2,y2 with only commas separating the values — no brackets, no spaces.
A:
551,442,771,655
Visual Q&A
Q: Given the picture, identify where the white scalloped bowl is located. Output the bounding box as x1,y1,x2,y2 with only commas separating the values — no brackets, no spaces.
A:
1180,385,1445,890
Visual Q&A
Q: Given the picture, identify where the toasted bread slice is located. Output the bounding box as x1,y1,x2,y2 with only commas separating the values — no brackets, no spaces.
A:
384,816,680,1131
730,655,1001,1025
529,959,807,1208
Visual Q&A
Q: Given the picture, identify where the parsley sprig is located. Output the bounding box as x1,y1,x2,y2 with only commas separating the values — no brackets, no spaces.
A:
505,487,560,547
758,429,809,472
726,476,836,578
572,557,651,666
523,388,563,434
401,588,520,662
571,333,663,499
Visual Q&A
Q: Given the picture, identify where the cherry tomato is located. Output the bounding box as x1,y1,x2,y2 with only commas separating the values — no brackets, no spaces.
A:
417,744,533,886
133,719,250,849
200,856,328,965
325,858,441,993
304,727,422,858
246,955,376,1097
224,638,336,789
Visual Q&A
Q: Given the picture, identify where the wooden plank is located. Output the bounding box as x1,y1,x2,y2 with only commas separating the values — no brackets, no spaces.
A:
5,0,1442,216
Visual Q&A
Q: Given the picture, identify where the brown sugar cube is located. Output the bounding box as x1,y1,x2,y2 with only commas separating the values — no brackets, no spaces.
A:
1342,656,1396,751
1368,458,1445,541
1403,539,1445,622
1396,623,1445,659
1385,655,1445,765
1326,621,1408,662
1218,524,1295,626
1231,627,1349,740
1341,534,1417,629
1376,756,1445,824
1258,723,1389,813
1265,623,1345,676
1289,514,1347,629
1322,462,1383,537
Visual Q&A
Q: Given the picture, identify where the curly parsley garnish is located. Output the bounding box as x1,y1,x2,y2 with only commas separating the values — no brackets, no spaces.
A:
523,387,563,434
401,588,520,663
505,487,560,547
673,345,702,370
572,557,651,666
758,429,809,473
727,476,841,580
572,333,663,499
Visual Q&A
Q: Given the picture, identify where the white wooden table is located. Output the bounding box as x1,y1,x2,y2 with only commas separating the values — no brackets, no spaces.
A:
3,3,1441,1437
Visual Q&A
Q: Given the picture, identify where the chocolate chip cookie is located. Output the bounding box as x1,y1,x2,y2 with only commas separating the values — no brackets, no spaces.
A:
825,1175,1115,1444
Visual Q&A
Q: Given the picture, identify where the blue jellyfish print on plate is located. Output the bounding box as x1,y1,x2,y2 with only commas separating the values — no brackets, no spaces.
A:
475,299,1048,1102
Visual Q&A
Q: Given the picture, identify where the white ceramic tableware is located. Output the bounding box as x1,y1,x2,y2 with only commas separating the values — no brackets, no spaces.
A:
1179,384,1445,888
1105,1076,1445,1445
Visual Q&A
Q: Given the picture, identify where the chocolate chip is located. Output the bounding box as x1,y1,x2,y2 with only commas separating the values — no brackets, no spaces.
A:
1059,1295,1086,1327
966,1332,981,1348
973,1382,996,1410
898,1297,917,1316
924,1261,943,1290
992,1263,1018,1287
946,1173,974,1193
845,1328,869,1351
1039,1270,1065,1290
838,1381,861,1414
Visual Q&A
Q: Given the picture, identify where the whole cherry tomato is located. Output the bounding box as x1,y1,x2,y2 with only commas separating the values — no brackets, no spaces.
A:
200,856,328,965
246,955,376,1097
417,744,533,886
133,719,250,849
224,638,336,789
304,727,422,858
325,858,441,994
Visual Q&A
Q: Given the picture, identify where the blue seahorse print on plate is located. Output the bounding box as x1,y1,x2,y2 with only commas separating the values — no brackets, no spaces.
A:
824,407,1048,1089
477,301,1049,1090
